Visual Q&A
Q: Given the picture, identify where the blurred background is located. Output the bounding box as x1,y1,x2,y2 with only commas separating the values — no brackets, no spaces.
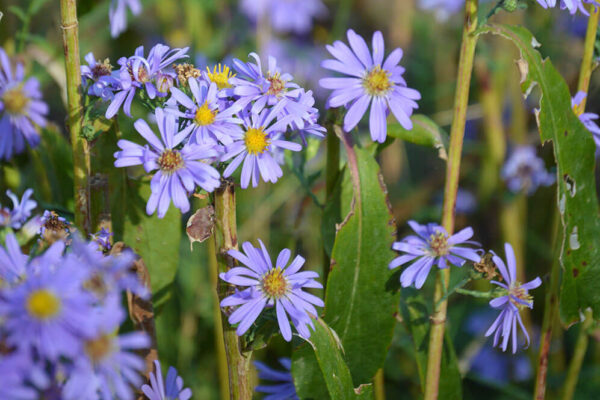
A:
1,0,599,398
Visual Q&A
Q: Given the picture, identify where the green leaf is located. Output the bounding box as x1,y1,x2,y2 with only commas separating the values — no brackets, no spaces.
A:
400,288,462,399
387,114,449,160
123,182,182,298
293,319,373,400
8,6,27,22
477,24,600,326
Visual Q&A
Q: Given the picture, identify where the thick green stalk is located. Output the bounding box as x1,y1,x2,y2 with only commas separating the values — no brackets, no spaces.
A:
533,211,561,400
322,124,340,285
213,180,252,400
562,309,593,400
424,1,478,399
60,0,91,234
374,369,386,400
577,5,599,101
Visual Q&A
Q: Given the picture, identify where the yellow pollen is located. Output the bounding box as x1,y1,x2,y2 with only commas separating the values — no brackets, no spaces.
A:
85,334,114,364
157,149,184,173
573,103,584,117
244,128,270,155
195,101,217,126
428,232,449,257
26,289,61,319
207,64,235,89
3,87,29,114
261,268,289,299
508,283,533,310
363,66,392,96
267,73,286,96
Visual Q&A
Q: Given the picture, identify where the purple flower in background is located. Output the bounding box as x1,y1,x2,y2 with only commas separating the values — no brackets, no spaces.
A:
168,78,242,145
239,0,327,34
254,358,299,400
418,0,465,20
485,243,542,353
572,91,600,150
90,227,113,252
106,44,188,118
114,108,221,217
221,101,301,189
502,145,555,195
219,240,324,341
141,360,192,400
81,53,118,101
0,352,37,400
389,221,482,289
109,0,142,38
0,48,48,160
320,30,421,143
455,189,476,215
0,243,98,361
535,0,600,15
0,188,36,229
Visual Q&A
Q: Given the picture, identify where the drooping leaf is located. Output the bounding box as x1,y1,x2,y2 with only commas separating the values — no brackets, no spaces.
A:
123,182,182,301
387,114,449,160
400,288,462,400
293,318,373,400
477,24,600,326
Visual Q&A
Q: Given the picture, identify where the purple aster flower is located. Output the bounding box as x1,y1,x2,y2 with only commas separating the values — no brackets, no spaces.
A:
0,352,37,400
106,44,189,118
254,358,299,400
219,240,324,342
485,243,542,353
240,0,327,34
389,220,482,289
320,30,421,143
114,108,221,217
90,227,113,252
63,295,150,400
141,360,192,400
572,91,600,150
418,0,465,20
109,0,142,38
0,233,28,283
0,188,36,229
502,145,555,195
0,241,98,361
287,89,326,144
230,53,305,117
167,78,242,145
221,101,301,189
535,0,600,15
0,48,48,160
81,53,119,101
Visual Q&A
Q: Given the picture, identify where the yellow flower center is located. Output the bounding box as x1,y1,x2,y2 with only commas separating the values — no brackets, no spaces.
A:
573,103,584,117
266,73,286,97
363,66,392,96
508,283,533,310
3,87,29,114
157,149,184,173
428,231,449,257
261,268,289,299
244,128,270,155
206,64,235,89
26,289,61,320
195,101,217,126
85,334,114,364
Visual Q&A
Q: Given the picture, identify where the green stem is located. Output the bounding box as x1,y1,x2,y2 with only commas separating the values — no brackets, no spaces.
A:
455,288,494,299
424,2,479,399
331,0,354,39
60,0,91,234
562,309,593,400
577,5,599,102
323,123,340,286
213,180,253,400
374,368,386,400
533,210,561,400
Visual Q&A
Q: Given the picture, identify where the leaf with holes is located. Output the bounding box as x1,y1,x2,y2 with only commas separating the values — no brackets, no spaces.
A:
477,24,600,326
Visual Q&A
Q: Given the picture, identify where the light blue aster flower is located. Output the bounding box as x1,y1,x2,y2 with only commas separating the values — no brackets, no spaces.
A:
109,0,142,38
239,0,327,34
501,146,555,195
141,360,192,400
535,0,600,15
254,358,299,400
0,188,36,229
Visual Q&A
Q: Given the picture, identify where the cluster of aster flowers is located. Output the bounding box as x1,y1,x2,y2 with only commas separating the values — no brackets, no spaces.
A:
85,44,324,217
389,221,541,353
0,48,48,161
